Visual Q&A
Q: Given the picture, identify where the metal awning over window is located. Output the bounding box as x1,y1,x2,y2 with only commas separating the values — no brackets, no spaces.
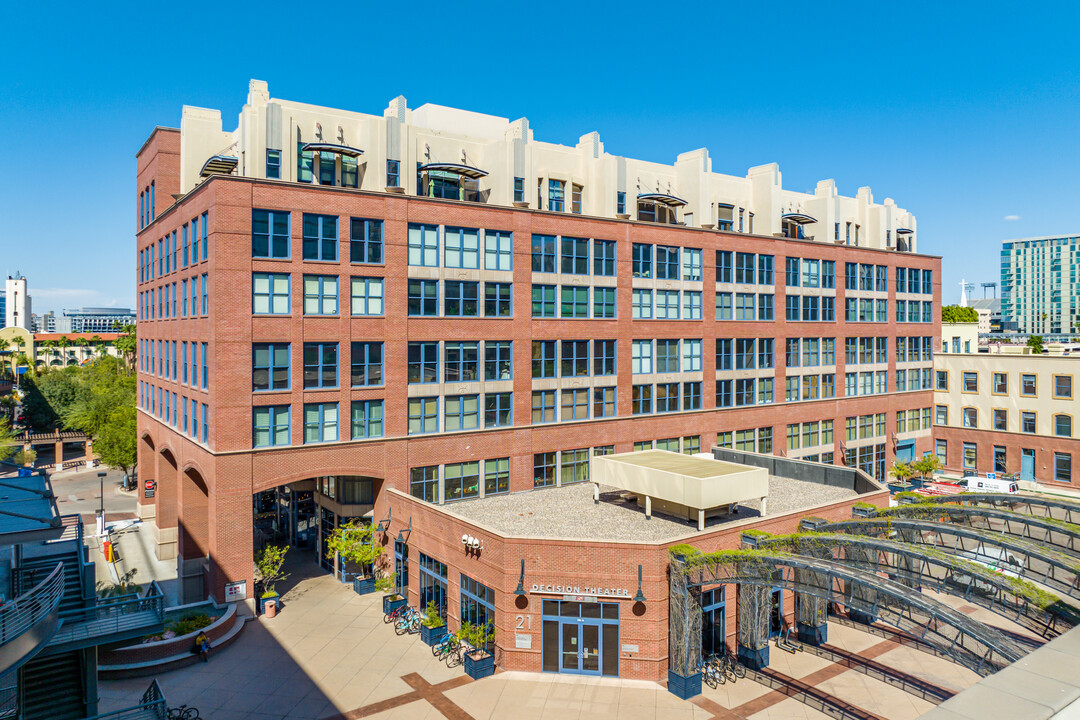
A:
418,162,488,179
637,193,687,208
781,212,817,225
301,142,364,158
199,155,239,177
896,228,914,235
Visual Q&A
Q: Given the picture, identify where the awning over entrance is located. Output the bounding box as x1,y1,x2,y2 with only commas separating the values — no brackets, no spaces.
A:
198,155,239,177
300,142,364,158
781,212,817,225
417,162,488,179
637,193,688,208
896,228,914,235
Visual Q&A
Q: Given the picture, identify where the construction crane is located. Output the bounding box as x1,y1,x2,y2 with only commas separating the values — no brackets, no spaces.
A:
981,282,997,298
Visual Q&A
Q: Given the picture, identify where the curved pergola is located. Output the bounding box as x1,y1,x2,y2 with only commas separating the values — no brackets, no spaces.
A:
821,518,1080,603
877,504,1080,554
752,533,1078,637
670,552,1024,678
932,494,1080,525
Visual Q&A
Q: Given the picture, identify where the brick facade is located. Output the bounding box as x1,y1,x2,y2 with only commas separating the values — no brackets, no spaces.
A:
133,164,938,620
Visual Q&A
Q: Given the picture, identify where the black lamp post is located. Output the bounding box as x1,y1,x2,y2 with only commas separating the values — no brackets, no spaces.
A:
98,471,107,519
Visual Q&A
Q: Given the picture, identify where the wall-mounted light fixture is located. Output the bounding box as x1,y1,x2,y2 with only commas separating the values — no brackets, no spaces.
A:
395,516,412,543
376,506,392,534
514,559,526,596
633,564,646,603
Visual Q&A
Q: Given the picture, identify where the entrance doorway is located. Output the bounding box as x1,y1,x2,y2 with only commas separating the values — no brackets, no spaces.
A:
542,600,619,677
701,587,727,657
769,588,784,637
1021,449,1036,481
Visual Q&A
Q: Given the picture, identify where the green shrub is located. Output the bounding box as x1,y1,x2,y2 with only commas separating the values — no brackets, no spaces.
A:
169,613,214,636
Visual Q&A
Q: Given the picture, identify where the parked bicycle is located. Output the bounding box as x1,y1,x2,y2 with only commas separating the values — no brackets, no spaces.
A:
167,705,200,720
384,603,411,624
699,655,725,688
432,631,460,660
394,607,422,635
720,651,745,681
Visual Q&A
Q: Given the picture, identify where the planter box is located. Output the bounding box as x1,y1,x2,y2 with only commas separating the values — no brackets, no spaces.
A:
257,592,278,615
383,595,407,615
796,621,827,646
464,651,494,680
352,577,377,596
667,670,701,699
738,643,769,670
420,623,447,646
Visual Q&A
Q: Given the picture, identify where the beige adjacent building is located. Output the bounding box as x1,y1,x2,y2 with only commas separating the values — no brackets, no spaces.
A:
933,324,1077,485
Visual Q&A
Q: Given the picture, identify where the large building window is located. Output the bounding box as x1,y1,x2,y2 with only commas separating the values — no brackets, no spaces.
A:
632,289,653,319
532,285,556,318
561,340,589,377
485,341,513,380
485,458,510,495
445,227,480,269
561,236,589,274
445,462,480,501
253,406,290,447
1021,373,1038,397
594,287,616,318
408,279,438,316
408,342,439,383
1055,453,1073,483
1021,411,1037,434
561,389,589,420
561,287,589,318
253,343,290,391
594,240,616,276
253,273,290,314
350,218,384,264
302,214,338,261
252,209,290,258
410,466,438,502
1055,375,1073,399
303,402,339,443
418,554,448,615
531,234,557,272
485,231,513,271
534,452,557,487
445,281,479,317
408,397,439,435
461,575,496,637
351,400,384,439
532,390,556,423
593,386,616,417
351,277,384,316
303,343,338,388
532,341,557,378
444,342,479,383
351,342,384,386
408,224,439,267
303,275,339,315
485,393,512,427
1055,414,1073,438
632,384,653,414
445,395,480,432
561,449,589,484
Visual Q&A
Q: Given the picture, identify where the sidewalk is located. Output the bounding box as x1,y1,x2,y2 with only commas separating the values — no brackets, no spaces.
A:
104,520,179,606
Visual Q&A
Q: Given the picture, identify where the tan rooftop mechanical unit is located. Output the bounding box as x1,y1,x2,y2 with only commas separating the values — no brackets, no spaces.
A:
593,450,769,530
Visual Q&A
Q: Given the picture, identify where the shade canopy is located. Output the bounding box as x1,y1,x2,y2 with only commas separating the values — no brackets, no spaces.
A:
637,193,688,208
782,212,817,225
199,155,239,177
301,142,364,158
896,227,914,235
418,162,488,179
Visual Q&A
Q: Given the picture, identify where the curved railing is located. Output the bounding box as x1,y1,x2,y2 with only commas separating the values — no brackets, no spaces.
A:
0,562,64,675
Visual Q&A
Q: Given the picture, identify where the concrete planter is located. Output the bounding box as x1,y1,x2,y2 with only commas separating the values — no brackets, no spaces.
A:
383,595,406,615
420,622,447,646
464,650,494,679
738,643,769,670
667,670,701,699
796,622,827,646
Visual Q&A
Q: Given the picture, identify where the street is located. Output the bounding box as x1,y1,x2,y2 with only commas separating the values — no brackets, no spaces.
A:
51,466,137,525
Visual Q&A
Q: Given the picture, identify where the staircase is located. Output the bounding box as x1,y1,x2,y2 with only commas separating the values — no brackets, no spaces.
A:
19,651,85,720
15,549,86,616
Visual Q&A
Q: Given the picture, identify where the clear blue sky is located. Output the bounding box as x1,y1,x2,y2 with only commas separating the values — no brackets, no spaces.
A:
3,1,1079,313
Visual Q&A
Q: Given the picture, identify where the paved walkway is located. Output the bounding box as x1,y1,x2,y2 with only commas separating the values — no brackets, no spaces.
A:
98,558,985,720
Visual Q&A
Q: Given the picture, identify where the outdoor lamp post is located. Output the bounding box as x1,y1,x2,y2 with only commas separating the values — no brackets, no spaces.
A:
97,471,107,536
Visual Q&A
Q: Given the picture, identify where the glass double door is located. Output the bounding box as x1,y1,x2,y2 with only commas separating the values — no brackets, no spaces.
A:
561,621,601,674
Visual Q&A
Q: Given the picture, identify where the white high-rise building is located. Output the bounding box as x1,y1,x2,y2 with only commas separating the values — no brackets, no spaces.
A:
4,273,31,331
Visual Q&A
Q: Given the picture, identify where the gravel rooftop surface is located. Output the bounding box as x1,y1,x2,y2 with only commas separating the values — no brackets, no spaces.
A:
447,477,859,541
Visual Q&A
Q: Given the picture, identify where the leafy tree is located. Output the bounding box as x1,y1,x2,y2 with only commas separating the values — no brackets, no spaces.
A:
324,520,384,578
113,325,137,372
255,545,290,597
941,305,978,323
1027,335,1045,354
13,448,36,467
0,418,15,463
887,461,915,484
911,454,942,480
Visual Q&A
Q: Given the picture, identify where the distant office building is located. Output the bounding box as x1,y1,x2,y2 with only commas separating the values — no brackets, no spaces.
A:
1001,235,1080,335
4,273,31,330
31,311,56,333
55,307,135,333
0,291,5,329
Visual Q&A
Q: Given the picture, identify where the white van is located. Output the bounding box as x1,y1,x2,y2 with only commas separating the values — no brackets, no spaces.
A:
946,548,1023,593
966,476,1019,494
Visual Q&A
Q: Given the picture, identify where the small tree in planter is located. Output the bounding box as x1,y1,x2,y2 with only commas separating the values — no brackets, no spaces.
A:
911,454,943,482
419,600,447,645
324,520,383,593
460,621,496,679
13,448,36,468
378,572,406,615
887,461,915,490
255,544,289,613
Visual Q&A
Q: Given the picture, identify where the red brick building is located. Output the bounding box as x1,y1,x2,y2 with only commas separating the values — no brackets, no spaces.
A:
134,87,939,679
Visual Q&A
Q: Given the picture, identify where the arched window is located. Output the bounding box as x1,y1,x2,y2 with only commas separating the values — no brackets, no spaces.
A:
1055,414,1072,438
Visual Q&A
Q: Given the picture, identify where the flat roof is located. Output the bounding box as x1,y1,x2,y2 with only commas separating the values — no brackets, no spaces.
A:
602,450,747,479
444,477,857,543
0,473,63,545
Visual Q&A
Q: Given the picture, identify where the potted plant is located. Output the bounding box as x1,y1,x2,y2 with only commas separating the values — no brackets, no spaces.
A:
460,621,496,679
255,544,289,614
324,520,383,594
419,601,448,646
886,461,915,492
379,573,406,615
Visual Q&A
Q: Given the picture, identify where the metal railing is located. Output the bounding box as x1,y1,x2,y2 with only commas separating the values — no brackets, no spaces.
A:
0,562,64,646
45,514,82,544
51,581,165,647
85,680,166,720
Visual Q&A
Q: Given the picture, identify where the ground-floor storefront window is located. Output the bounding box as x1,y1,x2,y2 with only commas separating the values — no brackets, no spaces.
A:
541,600,619,677
460,575,495,649
395,541,409,595
701,587,726,657
419,553,447,616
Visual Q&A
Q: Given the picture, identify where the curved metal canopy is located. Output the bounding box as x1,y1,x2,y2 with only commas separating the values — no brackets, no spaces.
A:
301,142,364,158
637,193,687,207
781,212,817,224
896,227,914,235
418,162,488,179
199,155,238,177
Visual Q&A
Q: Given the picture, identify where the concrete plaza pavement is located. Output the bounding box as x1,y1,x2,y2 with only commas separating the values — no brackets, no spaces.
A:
98,555,987,720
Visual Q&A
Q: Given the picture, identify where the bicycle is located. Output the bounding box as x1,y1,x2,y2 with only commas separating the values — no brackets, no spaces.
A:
384,604,410,625
395,608,421,636
721,652,745,681
446,639,469,668
432,632,459,659
167,705,200,720
699,655,724,688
